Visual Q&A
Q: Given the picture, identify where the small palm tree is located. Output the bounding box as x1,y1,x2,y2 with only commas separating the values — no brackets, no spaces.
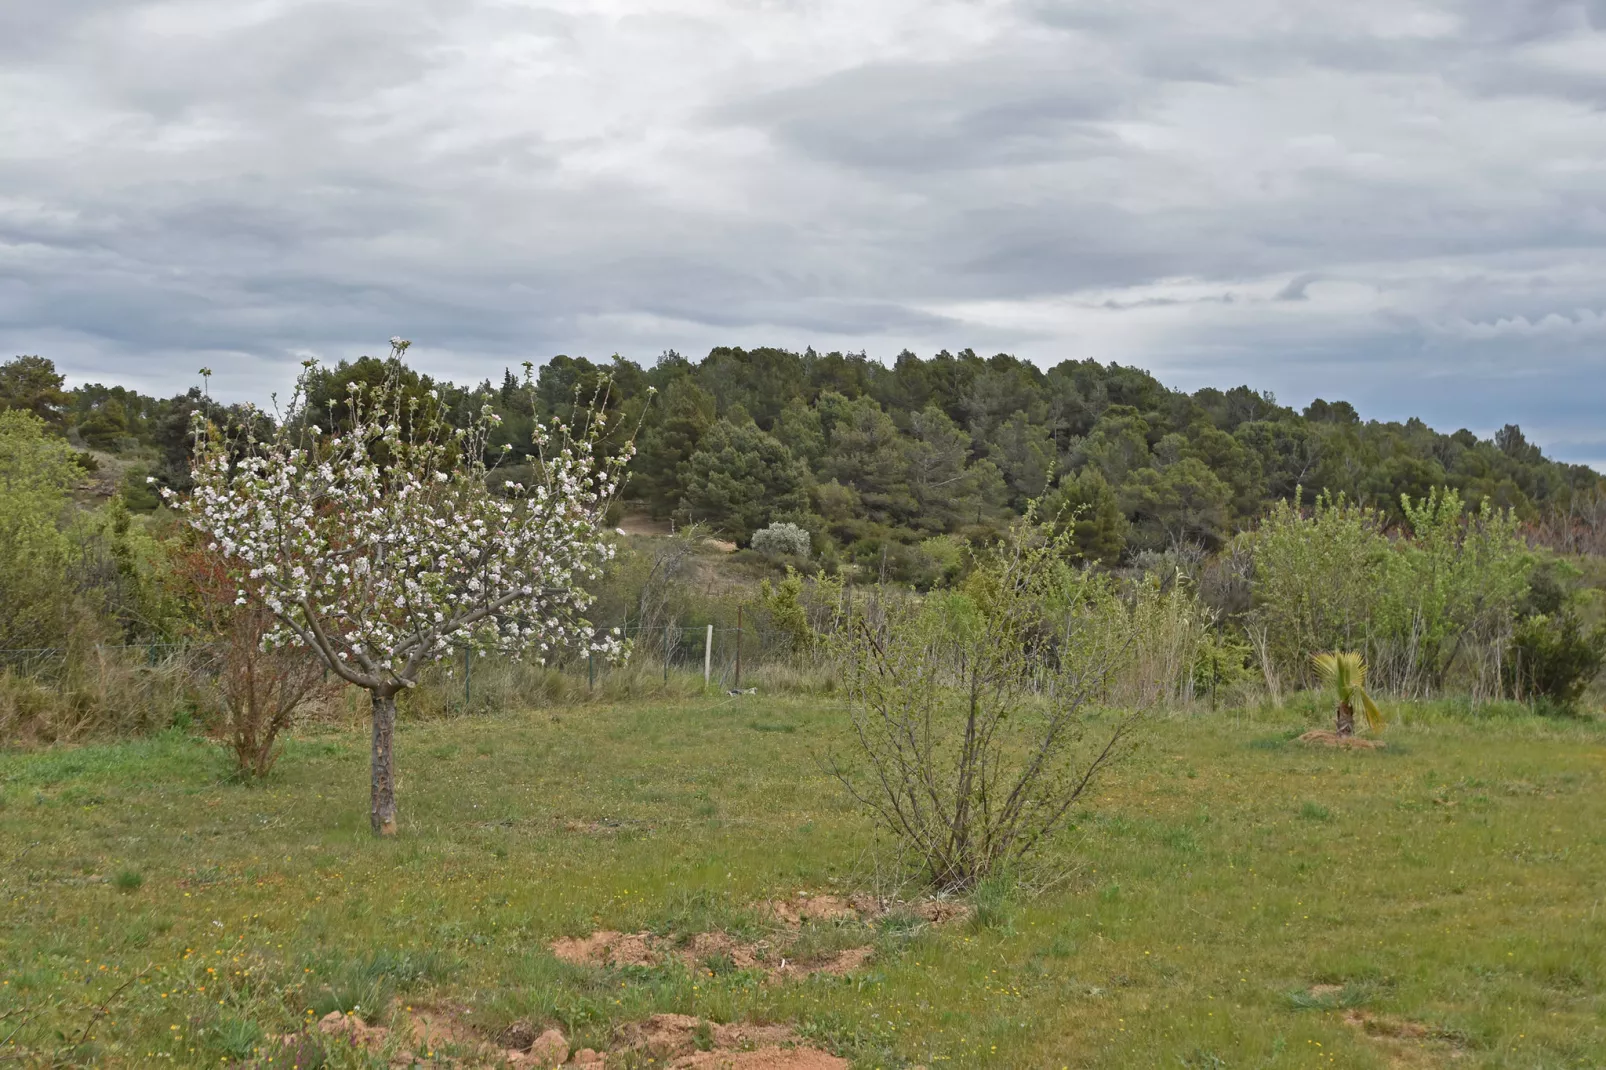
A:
1311,652,1384,737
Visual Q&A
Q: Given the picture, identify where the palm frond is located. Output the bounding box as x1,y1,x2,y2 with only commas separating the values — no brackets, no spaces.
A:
1358,688,1385,733
1311,651,1364,693
1311,652,1340,685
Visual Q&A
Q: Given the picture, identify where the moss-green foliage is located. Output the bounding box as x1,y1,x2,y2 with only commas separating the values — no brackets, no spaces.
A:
759,567,812,654
1505,612,1606,712
1249,488,1534,695
0,410,187,655
18,348,1599,566
3,699,1606,1066
0,410,83,647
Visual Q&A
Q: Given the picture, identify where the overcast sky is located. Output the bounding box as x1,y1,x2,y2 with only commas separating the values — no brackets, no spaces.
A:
3,0,1605,460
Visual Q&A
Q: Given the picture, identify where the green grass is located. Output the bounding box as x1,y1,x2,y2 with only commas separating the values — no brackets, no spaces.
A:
3,697,1606,1067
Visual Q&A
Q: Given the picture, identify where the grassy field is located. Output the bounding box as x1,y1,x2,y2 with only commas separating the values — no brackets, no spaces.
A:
2,692,1605,1068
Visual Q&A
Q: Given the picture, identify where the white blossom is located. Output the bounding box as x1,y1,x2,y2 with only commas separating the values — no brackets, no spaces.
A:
167,356,634,694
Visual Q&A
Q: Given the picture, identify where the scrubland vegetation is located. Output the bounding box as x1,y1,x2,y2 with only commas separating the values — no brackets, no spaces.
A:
4,344,1606,1067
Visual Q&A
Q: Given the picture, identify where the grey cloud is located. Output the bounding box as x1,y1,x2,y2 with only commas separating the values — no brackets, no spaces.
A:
1452,0,1592,43
720,52,1135,171
1276,274,1319,301
3,0,1606,463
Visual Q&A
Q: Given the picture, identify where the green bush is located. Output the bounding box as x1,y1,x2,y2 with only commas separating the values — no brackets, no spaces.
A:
1505,612,1606,713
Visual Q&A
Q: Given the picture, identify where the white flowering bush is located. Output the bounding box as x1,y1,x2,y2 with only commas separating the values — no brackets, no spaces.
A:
749,521,812,559
169,341,636,834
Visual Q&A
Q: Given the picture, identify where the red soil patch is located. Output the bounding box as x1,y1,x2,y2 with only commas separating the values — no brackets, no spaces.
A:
549,927,868,982
681,930,762,970
765,891,971,928
671,1048,849,1069
1341,1009,1467,1069
763,894,860,927
550,930,660,967
548,890,969,994
773,946,874,979
1343,1010,1432,1039
613,1014,846,1070
1299,729,1386,749
292,1006,842,1069
913,899,974,925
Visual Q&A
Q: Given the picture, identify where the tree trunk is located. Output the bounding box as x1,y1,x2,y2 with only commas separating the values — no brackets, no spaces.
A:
370,691,398,836
1335,699,1355,738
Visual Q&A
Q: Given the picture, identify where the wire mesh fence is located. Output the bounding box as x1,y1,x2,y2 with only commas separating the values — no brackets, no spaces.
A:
0,619,824,706
0,642,196,680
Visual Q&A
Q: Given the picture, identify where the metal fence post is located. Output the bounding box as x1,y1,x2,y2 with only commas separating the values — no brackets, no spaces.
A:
734,604,743,691
704,624,713,686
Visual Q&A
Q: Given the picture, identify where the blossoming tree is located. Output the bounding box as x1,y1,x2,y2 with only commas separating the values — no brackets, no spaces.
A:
172,341,633,835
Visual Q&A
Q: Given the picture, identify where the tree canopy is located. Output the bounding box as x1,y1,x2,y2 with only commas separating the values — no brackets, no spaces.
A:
7,346,1600,569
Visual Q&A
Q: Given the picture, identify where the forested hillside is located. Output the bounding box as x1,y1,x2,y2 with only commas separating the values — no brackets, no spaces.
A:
6,346,1599,579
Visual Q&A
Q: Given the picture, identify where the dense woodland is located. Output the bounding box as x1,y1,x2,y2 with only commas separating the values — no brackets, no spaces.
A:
6,346,1603,570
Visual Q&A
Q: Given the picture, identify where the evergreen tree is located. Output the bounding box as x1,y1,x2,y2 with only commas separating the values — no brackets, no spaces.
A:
0,356,70,427
679,420,810,542
1047,469,1128,565
634,377,716,516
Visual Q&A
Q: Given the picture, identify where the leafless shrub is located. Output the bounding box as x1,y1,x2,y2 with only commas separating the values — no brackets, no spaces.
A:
828,520,1142,892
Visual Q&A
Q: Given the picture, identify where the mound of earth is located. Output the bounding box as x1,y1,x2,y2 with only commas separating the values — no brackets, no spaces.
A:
550,930,660,968
298,1007,567,1068
672,1049,849,1069
1298,729,1386,749
271,1008,842,1069
762,894,864,926
763,891,974,928
547,891,971,989
548,927,868,981
616,1013,847,1069
773,947,873,979
1341,1009,1466,1067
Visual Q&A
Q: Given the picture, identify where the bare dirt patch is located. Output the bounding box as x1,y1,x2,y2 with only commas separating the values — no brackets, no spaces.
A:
774,946,873,979
1343,1011,1431,1039
548,927,865,981
764,891,973,929
684,930,762,969
304,1006,519,1067
559,817,647,836
912,899,975,925
550,930,660,968
763,894,862,927
1342,1010,1468,1067
612,1013,847,1070
296,1007,842,1069
671,1048,849,1069
617,513,674,536
548,891,967,986
1299,729,1386,750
